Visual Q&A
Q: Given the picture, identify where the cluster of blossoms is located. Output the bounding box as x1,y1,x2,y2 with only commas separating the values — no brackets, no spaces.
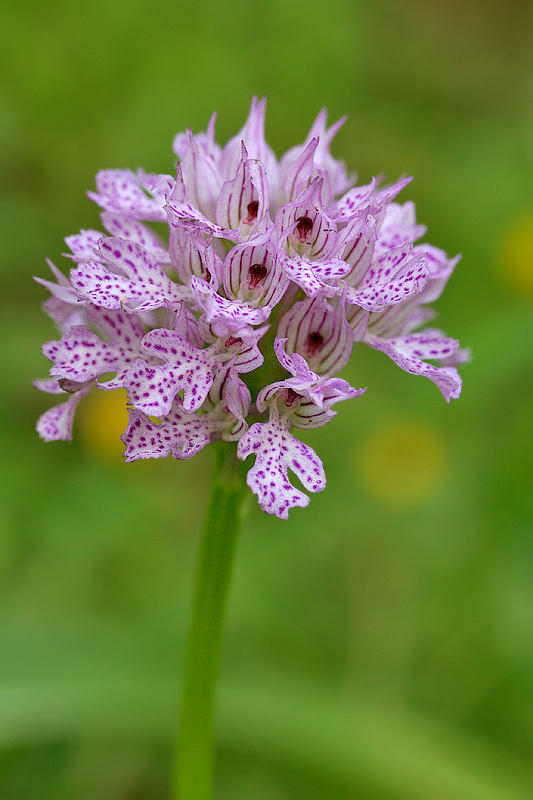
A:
35,99,467,519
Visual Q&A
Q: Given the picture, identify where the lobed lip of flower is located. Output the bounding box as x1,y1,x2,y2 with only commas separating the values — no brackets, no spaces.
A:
35,97,468,519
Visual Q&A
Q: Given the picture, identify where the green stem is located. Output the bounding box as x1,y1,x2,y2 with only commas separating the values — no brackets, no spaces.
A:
174,442,247,800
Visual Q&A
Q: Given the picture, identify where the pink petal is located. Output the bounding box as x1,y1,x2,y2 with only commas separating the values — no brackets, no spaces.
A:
237,406,326,519
366,331,463,402
122,407,212,461
125,328,213,415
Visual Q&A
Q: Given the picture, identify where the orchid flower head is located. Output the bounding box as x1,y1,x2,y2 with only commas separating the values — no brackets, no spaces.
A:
35,98,467,518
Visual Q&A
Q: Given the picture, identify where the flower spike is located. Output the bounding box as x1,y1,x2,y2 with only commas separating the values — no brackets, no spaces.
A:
35,99,467,517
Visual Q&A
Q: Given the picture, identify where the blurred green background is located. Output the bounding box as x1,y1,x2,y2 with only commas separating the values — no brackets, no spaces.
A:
1,0,533,797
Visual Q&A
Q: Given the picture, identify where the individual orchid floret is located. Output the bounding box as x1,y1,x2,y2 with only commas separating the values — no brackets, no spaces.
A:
216,143,270,237
277,290,354,375
199,318,268,374
35,98,467,519
276,179,349,297
123,362,250,462
223,230,289,308
344,238,467,402
347,246,460,343
257,338,365,429
276,179,337,261
204,362,251,441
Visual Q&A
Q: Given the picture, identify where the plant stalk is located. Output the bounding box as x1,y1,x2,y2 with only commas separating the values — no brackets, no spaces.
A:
174,441,247,800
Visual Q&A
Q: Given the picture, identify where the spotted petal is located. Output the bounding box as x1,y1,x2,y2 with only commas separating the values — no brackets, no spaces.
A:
70,238,187,312
64,229,103,261
166,199,239,241
346,248,428,312
332,176,412,223
100,213,170,263
87,169,172,222
124,328,213,415
122,406,215,461
329,178,378,222
375,201,426,253
190,275,271,328
366,330,463,402
36,383,92,442
237,405,326,519
282,255,348,298
43,308,144,390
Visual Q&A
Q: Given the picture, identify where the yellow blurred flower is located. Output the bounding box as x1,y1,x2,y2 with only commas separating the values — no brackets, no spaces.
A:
78,388,130,463
497,213,533,296
354,418,449,508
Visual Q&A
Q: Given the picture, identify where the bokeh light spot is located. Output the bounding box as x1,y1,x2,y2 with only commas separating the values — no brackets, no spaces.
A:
496,213,533,296
354,418,449,508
